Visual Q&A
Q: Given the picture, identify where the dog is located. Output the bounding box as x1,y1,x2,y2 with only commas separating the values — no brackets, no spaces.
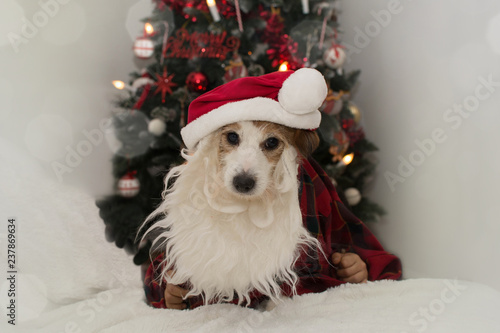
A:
142,120,323,306
141,69,402,310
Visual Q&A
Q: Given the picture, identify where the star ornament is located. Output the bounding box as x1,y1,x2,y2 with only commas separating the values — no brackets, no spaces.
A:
154,68,177,103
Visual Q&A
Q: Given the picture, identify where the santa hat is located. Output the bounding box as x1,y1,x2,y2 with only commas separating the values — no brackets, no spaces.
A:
181,68,328,149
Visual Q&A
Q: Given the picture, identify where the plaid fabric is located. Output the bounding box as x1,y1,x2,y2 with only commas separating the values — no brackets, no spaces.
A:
144,157,402,309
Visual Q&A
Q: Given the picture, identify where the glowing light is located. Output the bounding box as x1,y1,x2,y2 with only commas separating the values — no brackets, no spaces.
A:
342,153,354,166
278,62,289,71
206,0,221,22
301,0,309,14
145,22,154,35
336,152,354,169
112,80,125,90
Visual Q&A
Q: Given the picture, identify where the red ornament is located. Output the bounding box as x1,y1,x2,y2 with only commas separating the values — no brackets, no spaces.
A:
154,68,178,103
118,171,140,198
186,72,208,93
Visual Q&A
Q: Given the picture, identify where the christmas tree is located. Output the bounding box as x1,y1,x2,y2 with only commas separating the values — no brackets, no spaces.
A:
97,0,385,265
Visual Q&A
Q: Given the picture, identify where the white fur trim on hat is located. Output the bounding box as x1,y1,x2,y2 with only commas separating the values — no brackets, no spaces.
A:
278,68,328,115
181,97,321,150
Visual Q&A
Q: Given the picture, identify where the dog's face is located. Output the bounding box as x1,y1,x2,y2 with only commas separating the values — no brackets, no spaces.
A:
212,121,318,199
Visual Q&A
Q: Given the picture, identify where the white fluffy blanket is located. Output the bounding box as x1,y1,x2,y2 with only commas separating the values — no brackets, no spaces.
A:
13,279,500,333
1,138,499,333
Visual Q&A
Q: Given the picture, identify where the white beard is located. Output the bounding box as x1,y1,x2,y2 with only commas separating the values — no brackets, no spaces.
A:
143,135,318,305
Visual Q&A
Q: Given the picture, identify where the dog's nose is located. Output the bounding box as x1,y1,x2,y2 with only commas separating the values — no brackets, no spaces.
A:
233,174,256,193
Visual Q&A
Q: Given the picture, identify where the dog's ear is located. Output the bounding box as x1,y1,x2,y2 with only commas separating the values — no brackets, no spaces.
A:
293,130,319,157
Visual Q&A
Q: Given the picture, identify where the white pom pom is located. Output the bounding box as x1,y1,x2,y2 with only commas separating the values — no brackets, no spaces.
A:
345,188,362,206
278,68,328,115
148,118,166,136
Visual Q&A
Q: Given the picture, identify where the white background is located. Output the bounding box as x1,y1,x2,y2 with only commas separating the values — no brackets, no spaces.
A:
0,0,498,291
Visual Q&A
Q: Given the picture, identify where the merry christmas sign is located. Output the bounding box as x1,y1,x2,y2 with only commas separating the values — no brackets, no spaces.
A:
163,28,240,61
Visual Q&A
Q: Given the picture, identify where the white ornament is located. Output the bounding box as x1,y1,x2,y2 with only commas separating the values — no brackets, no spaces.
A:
323,46,346,69
345,187,362,206
148,118,167,136
118,173,140,197
133,37,154,59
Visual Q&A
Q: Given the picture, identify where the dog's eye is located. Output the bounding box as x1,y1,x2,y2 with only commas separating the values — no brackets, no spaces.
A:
226,132,239,145
264,137,279,150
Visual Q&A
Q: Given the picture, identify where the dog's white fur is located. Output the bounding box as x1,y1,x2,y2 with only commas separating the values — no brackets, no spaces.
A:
143,121,319,305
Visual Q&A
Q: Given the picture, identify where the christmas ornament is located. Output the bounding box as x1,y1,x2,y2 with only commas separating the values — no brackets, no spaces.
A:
344,187,362,206
118,171,140,197
248,63,265,76
329,130,350,162
320,97,336,115
151,106,177,122
261,7,284,37
321,89,343,115
331,99,343,115
165,108,177,122
234,0,243,32
323,44,346,69
148,118,167,136
186,72,208,93
163,28,240,61
154,68,177,103
347,103,362,124
224,55,248,83
318,4,337,49
332,90,348,114
160,21,171,64
261,7,301,70
132,76,155,93
133,37,155,59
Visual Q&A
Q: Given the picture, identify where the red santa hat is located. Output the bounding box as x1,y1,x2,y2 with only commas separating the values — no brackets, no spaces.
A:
181,68,328,149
